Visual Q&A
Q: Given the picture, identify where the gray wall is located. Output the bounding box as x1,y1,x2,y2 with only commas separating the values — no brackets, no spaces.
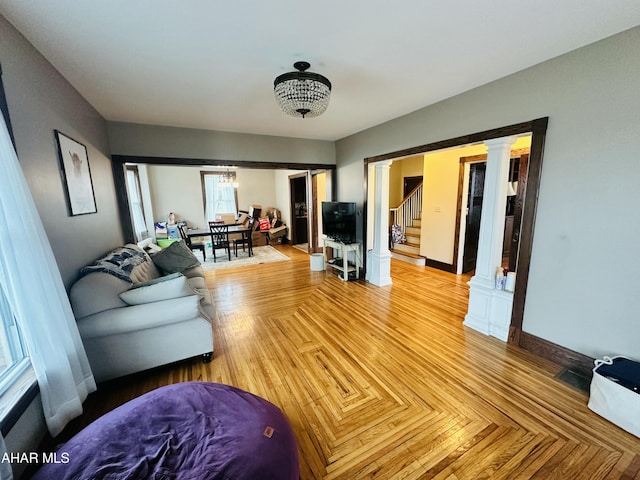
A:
108,121,336,165
0,14,124,473
0,15,124,289
336,26,640,360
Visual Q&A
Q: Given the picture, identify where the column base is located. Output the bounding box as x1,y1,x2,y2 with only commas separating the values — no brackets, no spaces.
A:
464,279,513,342
366,250,392,287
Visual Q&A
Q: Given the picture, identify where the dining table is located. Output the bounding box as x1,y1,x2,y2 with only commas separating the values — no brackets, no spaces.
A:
186,224,254,257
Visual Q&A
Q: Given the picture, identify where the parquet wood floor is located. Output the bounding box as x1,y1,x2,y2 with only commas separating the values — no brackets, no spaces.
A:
61,245,640,479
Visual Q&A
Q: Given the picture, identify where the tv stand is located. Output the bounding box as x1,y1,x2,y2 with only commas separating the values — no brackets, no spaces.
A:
323,238,361,281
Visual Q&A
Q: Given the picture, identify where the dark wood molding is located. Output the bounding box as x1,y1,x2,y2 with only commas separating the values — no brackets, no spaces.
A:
425,259,457,273
508,153,528,272
508,117,548,336
452,161,465,271
517,330,595,378
362,163,369,276
288,171,309,180
364,120,542,164
311,175,319,252
459,153,488,163
112,154,336,171
111,160,135,244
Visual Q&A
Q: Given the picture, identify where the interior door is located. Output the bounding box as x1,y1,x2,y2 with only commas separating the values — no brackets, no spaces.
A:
462,163,486,272
403,176,423,198
289,174,309,247
508,154,528,272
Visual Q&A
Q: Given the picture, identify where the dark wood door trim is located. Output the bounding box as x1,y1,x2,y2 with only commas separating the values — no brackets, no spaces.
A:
289,172,309,248
454,154,489,274
509,153,529,272
311,174,319,252
507,119,547,344
112,154,336,171
519,332,595,378
364,120,543,164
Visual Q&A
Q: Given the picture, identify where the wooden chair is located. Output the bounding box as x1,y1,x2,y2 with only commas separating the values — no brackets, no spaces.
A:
178,224,206,261
208,222,231,262
233,218,255,257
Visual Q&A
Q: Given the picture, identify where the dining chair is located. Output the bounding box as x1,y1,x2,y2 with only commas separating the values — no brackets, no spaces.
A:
208,222,231,262
233,218,255,257
178,224,207,261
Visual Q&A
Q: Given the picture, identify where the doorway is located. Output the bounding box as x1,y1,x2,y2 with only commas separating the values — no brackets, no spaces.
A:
403,175,423,198
363,118,548,349
462,162,486,272
310,170,331,253
458,148,529,274
289,173,309,251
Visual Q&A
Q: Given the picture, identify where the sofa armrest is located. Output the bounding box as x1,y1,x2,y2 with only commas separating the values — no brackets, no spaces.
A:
181,264,205,279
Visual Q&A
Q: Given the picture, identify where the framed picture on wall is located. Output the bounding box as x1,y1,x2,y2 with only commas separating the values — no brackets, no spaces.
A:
55,130,97,215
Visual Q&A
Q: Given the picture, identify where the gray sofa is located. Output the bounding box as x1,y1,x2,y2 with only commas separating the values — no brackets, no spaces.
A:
69,243,214,383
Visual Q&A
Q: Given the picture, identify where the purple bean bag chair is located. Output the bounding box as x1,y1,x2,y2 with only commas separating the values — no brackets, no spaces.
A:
33,382,299,479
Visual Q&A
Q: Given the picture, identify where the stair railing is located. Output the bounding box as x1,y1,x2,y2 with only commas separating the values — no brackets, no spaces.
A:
390,183,423,239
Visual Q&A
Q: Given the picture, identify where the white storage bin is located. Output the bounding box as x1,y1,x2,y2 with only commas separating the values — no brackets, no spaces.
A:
588,356,640,438
310,253,325,271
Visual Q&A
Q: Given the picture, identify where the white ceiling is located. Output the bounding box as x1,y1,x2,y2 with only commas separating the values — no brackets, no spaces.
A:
2,1,640,141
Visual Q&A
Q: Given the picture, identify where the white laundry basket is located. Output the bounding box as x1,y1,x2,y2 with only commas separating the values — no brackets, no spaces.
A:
588,356,640,438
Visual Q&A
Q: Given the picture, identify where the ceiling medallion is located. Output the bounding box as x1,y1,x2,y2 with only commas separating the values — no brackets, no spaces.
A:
273,61,332,119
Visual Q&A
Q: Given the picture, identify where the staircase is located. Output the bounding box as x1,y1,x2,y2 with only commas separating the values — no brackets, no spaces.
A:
389,184,426,267
390,216,426,266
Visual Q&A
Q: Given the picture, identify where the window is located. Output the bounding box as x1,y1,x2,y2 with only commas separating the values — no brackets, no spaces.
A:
0,287,28,396
126,165,148,242
201,172,238,222
0,64,29,399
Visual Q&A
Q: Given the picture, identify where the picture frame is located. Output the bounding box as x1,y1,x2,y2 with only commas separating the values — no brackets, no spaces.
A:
55,130,97,216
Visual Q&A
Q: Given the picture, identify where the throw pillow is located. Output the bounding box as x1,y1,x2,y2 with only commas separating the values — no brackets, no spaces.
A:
118,273,194,305
133,271,183,288
151,240,201,274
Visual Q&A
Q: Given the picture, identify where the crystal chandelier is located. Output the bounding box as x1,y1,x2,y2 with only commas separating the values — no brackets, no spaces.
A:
273,61,332,118
220,169,238,188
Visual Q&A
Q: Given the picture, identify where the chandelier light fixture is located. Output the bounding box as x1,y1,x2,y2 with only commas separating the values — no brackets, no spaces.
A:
220,169,238,188
273,61,332,118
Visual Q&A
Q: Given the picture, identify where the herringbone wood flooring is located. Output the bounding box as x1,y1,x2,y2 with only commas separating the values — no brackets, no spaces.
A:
60,245,640,479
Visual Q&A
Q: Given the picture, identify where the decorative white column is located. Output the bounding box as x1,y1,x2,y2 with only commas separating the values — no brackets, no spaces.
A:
367,160,393,287
464,136,517,340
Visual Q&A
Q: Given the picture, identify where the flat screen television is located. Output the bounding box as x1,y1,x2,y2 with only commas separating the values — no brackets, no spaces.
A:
322,201,357,244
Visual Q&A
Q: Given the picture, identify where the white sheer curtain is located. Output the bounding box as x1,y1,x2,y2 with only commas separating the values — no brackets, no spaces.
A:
0,116,96,437
204,174,236,222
